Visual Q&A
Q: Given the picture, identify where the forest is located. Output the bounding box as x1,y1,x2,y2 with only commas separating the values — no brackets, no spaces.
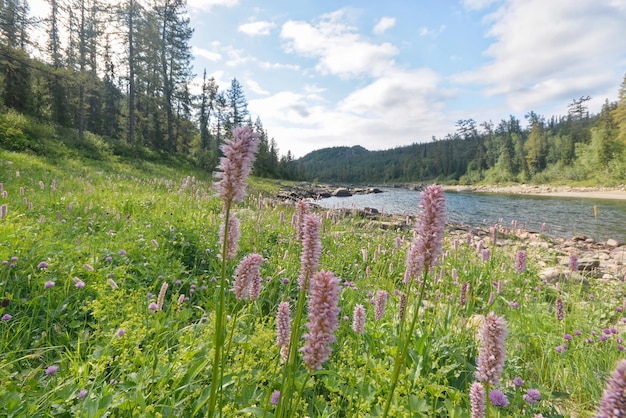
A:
0,0,296,178
297,86,626,185
1,0,625,185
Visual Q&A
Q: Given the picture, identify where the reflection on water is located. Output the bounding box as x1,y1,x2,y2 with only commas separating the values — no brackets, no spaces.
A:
316,189,626,242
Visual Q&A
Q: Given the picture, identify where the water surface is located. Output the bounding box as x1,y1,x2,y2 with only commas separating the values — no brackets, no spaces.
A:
316,188,626,242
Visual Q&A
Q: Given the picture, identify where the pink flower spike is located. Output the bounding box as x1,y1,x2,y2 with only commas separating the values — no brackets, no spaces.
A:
302,271,340,372
214,126,260,205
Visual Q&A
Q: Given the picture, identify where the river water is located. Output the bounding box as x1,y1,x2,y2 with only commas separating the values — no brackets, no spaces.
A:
316,188,626,243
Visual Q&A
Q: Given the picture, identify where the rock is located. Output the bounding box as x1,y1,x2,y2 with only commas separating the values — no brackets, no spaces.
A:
577,258,600,271
611,247,626,262
332,188,352,197
539,266,569,282
607,238,620,247
363,207,380,215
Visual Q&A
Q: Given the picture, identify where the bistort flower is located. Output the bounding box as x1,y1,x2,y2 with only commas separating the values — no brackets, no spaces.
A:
302,271,340,372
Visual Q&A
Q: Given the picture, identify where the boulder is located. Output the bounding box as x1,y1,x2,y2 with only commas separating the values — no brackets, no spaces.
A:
332,188,352,197
607,238,621,247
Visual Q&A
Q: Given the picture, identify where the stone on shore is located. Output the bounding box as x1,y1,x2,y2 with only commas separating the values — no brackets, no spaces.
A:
332,187,352,197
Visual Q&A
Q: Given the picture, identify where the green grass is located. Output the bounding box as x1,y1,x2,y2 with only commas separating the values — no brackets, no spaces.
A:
0,149,624,417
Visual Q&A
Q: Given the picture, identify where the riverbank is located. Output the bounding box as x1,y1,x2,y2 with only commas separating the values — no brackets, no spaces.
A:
443,184,626,200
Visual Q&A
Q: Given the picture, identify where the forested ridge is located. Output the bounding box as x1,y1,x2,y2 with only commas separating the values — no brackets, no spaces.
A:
297,80,626,185
0,0,296,178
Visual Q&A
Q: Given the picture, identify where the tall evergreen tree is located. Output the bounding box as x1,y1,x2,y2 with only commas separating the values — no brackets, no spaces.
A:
225,77,248,131
0,0,32,112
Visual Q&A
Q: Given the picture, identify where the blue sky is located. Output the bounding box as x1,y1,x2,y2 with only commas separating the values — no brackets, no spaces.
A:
185,0,626,158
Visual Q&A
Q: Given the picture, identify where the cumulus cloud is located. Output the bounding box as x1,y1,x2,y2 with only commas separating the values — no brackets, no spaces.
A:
246,79,270,96
192,46,222,62
280,9,398,78
238,20,276,36
454,0,626,111
373,17,396,34
249,68,455,157
187,0,239,13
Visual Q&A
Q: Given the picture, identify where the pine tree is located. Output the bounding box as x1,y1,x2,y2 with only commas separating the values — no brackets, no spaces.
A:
225,78,249,131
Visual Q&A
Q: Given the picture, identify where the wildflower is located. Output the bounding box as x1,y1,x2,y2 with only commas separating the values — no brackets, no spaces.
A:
271,390,280,405
119,249,127,256
352,304,366,334
77,389,87,400
398,292,407,321
107,278,118,290
214,126,260,205
219,214,240,261
298,214,321,290
555,298,564,321
524,388,541,404
148,302,158,311
513,377,524,387
151,239,159,248
302,271,340,372
563,334,572,341
374,290,389,321
116,328,126,337
84,263,94,272
575,330,582,336
405,185,446,281
276,302,291,360
555,345,565,353
469,382,486,418
38,261,49,269
232,253,265,301
157,282,168,311
73,277,85,289
481,249,490,262
569,254,578,272
46,365,59,376
295,200,310,242
460,282,469,306
0,204,6,219
598,359,626,417
1,313,12,321
515,250,526,273
105,256,112,262
476,312,507,386
488,390,509,408
44,281,55,289
509,301,519,308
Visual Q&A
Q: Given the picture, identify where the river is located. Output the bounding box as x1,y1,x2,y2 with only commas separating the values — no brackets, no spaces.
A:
315,188,626,243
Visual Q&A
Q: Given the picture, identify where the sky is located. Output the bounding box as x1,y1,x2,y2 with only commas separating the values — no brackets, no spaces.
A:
185,0,626,158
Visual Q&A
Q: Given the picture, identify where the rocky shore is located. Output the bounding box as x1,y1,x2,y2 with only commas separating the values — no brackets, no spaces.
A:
276,183,386,201
274,182,625,281
443,184,626,200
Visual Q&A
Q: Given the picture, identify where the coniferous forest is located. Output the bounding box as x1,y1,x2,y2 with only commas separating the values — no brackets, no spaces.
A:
297,89,626,185
1,0,625,185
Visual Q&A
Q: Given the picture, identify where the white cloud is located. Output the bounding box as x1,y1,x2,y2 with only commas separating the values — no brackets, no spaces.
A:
249,68,456,158
373,17,396,35
246,79,270,96
259,61,301,71
192,46,222,62
280,9,398,79
187,0,239,13
238,20,276,36
419,25,446,37
454,0,626,111
461,0,502,10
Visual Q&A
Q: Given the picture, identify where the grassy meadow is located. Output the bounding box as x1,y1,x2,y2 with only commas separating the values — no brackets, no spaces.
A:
0,149,624,417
